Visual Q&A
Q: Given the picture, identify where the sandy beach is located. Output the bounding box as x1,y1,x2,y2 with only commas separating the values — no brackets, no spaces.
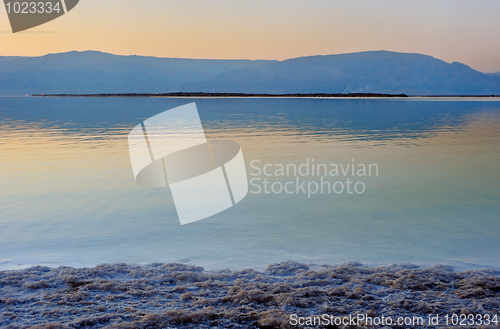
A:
1,261,499,328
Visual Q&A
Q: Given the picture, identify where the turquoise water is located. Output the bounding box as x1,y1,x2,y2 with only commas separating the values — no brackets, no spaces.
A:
1,97,499,270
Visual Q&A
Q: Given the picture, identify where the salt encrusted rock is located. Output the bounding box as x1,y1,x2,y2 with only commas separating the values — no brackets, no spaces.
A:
1,262,499,328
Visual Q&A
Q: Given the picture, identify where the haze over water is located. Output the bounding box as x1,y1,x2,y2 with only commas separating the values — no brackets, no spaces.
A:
1,97,499,271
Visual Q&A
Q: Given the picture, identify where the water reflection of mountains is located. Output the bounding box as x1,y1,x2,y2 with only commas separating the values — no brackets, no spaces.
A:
1,97,498,141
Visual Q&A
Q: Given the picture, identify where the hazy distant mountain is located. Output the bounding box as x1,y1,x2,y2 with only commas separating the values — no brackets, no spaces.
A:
0,51,274,95
1,50,500,95
182,51,500,95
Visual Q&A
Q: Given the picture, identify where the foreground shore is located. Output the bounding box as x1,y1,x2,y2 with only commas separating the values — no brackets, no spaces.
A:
1,261,499,328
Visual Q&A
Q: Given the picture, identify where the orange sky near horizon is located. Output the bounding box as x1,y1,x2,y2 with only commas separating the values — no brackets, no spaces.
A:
1,0,500,73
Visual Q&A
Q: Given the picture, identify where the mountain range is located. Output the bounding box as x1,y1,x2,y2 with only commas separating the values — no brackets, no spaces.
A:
1,50,500,95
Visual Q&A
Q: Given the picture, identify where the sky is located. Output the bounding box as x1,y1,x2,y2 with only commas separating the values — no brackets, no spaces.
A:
1,0,500,73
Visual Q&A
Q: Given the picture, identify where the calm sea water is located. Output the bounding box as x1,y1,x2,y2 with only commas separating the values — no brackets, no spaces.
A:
1,97,499,271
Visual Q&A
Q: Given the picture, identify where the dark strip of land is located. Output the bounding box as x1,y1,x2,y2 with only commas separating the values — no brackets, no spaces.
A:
30,92,500,98
32,92,410,97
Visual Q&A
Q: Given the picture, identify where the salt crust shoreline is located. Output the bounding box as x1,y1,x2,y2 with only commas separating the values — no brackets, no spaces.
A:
1,261,499,328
